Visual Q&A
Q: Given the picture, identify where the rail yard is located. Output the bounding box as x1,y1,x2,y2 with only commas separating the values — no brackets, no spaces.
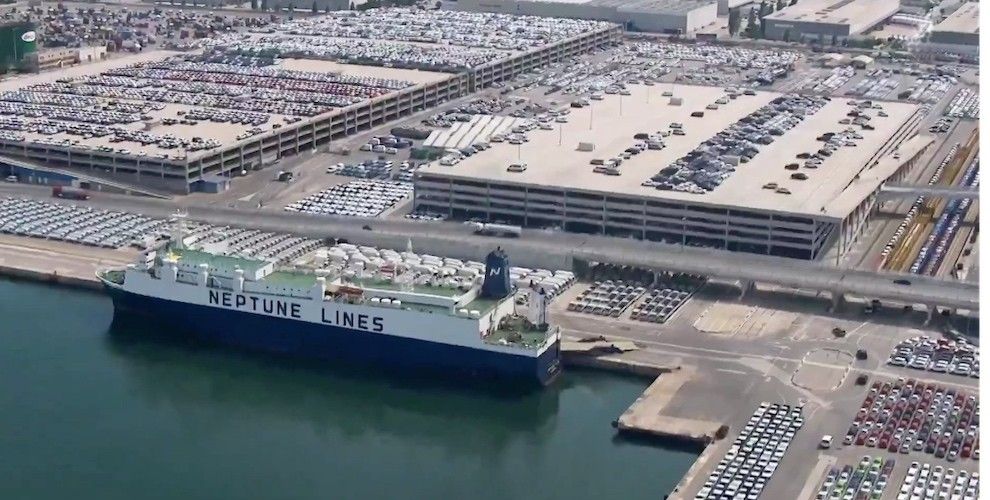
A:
0,5,980,500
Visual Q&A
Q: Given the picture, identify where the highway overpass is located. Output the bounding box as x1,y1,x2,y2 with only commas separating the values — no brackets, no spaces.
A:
879,183,979,201
0,183,979,313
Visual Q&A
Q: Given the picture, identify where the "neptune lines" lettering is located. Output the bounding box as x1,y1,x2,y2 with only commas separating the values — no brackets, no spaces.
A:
321,308,385,333
208,291,302,319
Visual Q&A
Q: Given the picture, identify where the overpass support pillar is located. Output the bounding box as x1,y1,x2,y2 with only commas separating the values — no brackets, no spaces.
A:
829,290,845,313
738,280,754,299
924,305,937,325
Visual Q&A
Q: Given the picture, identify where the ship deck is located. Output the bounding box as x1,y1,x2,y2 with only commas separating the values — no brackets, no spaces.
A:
485,316,553,350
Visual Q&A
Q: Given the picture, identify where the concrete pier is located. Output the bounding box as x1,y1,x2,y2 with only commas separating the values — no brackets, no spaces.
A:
0,235,135,291
615,366,723,444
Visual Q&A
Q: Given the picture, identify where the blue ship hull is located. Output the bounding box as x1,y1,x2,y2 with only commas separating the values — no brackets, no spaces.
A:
105,285,561,387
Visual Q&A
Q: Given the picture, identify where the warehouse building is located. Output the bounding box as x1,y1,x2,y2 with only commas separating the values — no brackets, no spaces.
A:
762,0,900,41
452,0,718,34
929,2,979,46
414,84,923,260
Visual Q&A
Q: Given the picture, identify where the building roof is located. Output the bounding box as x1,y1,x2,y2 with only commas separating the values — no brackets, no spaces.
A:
423,115,526,150
765,0,898,29
419,83,920,219
933,2,979,34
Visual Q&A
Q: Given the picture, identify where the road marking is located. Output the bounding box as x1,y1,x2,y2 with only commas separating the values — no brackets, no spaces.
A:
716,368,746,375
796,454,837,500
562,326,980,391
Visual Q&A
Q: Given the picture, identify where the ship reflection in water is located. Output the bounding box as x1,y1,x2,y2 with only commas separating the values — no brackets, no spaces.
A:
106,314,563,451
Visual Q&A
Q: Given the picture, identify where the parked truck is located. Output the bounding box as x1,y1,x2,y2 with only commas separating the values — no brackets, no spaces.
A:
52,186,90,200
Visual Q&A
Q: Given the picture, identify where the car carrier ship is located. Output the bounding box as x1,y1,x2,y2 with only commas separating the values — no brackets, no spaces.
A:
97,219,562,386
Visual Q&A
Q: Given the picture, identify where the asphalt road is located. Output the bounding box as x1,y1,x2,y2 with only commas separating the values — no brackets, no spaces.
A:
0,182,978,312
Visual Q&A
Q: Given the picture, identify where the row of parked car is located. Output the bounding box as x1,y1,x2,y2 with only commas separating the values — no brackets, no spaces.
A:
207,9,610,72
284,180,413,218
183,224,323,263
895,462,979,500
847,71,900,100
423,98,520,128
0,197,165,249
257,9,609,54
930,117,955,134
629,274,704,324
944,88,978,119
327,159,420,181
814,456,895,500
627,41,799,84
567,280,647,318
358,135,414,155
648,94,827,194
846,379,979,462
887,335,979,378
910,157,979,275
902,74,955,104
0,113,219,155
695,402,804,500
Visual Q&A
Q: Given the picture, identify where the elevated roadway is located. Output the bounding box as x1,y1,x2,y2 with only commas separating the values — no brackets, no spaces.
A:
879,183,979,201
0,183,979,313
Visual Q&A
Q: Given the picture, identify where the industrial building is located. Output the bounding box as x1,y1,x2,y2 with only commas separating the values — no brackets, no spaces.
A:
0,10,620,194
23,46,108,72
762,0,900,41
414,84,924,260
929,2,979,46
452,0,718,34
717,0,750,15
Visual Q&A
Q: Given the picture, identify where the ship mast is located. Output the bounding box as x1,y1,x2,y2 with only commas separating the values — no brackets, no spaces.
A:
169,209,189,251
401,237,414,293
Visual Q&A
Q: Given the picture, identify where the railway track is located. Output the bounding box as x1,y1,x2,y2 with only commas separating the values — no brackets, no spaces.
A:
882,129,979,273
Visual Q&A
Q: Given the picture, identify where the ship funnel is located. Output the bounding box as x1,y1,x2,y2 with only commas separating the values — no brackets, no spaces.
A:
481,247,511,299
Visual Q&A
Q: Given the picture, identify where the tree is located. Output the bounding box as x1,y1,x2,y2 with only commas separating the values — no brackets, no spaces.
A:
312,0,318,12
261,0,268,10
434,0,441,8
789,0,798,5
728,8,741,36
776,0,786,10
251,0,258,9
758,0,769,17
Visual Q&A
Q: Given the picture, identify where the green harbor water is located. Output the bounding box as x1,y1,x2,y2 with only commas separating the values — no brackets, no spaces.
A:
0,278,698,500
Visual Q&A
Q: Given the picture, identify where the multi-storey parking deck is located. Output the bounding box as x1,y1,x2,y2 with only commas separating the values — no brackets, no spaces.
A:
0,9,619,194
416,83,924,259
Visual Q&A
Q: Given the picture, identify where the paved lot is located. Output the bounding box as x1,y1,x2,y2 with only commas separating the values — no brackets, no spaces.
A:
552,278,978,500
